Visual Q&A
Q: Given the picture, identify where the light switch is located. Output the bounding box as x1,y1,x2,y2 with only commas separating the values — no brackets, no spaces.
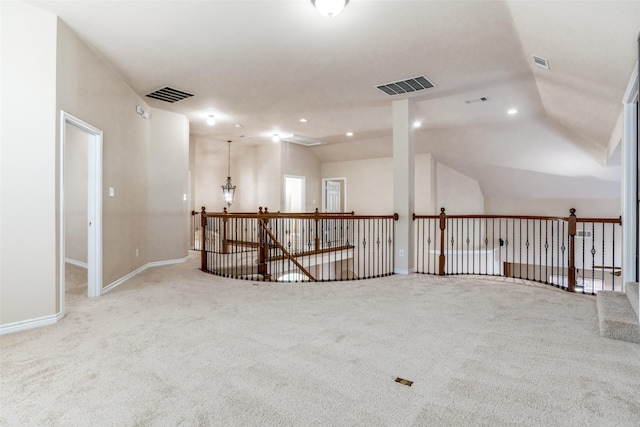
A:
109,187,115,197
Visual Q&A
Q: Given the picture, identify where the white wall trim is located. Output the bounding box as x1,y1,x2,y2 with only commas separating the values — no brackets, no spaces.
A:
146,256,190,269
0,311,64,335
65,258,88,269
102,256,190,294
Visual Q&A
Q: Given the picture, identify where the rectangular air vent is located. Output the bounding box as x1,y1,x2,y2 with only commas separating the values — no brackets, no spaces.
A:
280,134,326,147
532,55,550,70
377,75,434,96
465,97,490,105
146,86,194,103
576,230,592,239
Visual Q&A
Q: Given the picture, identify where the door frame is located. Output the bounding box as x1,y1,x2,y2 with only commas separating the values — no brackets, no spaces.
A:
322,177,347,212
283,174,306,212
60,111,103,314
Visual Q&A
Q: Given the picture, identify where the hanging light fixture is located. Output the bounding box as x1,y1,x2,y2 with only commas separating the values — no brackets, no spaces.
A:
221,140,236,207
311,0,349,18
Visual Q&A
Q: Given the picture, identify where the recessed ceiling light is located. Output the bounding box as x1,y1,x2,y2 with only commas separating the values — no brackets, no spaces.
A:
346,132,354,137
507,109,518,115
235,124,243,128
206,115,216,126
299,118,307,123
413,121,422,128
273,134,280,142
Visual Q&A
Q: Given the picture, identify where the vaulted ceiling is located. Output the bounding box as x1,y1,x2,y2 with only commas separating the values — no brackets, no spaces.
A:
30,0,640,198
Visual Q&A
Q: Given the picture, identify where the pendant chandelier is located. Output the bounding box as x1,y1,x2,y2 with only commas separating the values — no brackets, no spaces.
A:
221,140,236,207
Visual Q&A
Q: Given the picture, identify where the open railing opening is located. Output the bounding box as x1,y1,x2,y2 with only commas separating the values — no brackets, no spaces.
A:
414,208,622,294
199,207,398,282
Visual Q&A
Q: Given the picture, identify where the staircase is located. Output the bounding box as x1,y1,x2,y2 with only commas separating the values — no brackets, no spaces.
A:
596,282,640,344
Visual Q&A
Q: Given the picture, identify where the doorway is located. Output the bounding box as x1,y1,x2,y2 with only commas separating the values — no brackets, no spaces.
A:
60,112,103,316
284,175,306,212
322,178,347,212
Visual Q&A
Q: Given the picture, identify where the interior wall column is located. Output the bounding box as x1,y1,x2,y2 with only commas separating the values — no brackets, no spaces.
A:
622,60,638,295
393,98,415,274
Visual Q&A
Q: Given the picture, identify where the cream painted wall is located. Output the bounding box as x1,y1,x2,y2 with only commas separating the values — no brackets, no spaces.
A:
57,20,151,288
148,108,190,262
321,157,394,215
0,1,58,325
415,153,437,215
281,142,321,212
321,154,482,216
255,143,281,212
436,162,485,214
64,123,88,264
485,198,621,218
194,137,226,211
193,139,281,213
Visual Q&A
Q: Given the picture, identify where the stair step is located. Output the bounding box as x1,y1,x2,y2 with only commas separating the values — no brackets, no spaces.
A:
596,291,640,344
625,282,638,318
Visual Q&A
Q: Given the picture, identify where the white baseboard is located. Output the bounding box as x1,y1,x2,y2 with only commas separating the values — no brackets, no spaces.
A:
102,255,190,294
65,258,88,269
146,256,189,268
0,311,64,335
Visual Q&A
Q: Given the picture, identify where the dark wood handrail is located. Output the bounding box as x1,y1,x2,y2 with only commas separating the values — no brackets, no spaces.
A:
205,212,397,220
414,213,621,224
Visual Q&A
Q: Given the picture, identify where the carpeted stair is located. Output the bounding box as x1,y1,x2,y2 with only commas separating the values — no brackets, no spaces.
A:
596,282,640,344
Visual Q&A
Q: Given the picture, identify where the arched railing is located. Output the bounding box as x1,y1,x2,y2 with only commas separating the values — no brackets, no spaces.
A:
414,208,622,294
198,207,398,282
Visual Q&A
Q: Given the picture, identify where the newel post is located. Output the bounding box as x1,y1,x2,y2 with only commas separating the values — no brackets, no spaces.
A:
200,206,207,271
439,207,447,276
222,207,229,254
257,207,270,279
314,207,321,252
567,208,577,292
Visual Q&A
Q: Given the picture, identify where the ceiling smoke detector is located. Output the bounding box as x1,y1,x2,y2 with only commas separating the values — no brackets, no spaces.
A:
376,75,435,96
532,55,550,70
146,86,194,103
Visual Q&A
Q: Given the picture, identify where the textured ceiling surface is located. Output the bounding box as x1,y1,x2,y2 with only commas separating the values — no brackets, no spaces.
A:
29,0,640,198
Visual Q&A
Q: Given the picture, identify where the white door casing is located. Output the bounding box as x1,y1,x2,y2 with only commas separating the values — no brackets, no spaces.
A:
60,111,103,316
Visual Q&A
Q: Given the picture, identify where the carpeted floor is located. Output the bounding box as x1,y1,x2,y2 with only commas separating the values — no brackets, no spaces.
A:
1,254,639,426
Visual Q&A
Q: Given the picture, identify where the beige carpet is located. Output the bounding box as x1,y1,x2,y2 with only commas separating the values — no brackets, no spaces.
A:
1,254,639,426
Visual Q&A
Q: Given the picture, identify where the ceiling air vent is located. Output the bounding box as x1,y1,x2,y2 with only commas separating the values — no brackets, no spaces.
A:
532,55,550,70
465,97,490,105
377,75,434,96
280,134,326,147
145,86,194,103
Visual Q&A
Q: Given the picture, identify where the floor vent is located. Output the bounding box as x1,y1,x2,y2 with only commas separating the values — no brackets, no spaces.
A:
377,75,434,96
146,86,194,103
532,55,550,70
395,377,413,386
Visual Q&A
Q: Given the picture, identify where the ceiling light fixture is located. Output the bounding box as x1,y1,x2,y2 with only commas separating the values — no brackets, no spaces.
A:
413,121,422,128
207,115,216,126
221,140,236,208
299,118,308,123
507,109,518,115
273,134,281,142
311,0,349,18
346,132,353,137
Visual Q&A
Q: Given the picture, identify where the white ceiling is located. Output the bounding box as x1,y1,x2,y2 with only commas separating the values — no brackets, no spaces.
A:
30,0,640,199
